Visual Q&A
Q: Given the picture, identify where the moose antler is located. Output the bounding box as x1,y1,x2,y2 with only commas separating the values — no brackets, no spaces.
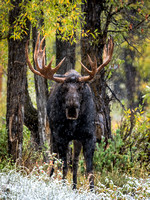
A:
25,34,114,83
25,33,66,83
26,33,98,83
78,36,114,81
97,36,114,73
79,55,97,82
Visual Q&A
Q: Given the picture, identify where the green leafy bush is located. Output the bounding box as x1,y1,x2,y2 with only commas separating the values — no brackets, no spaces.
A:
0,119,13,170
93,103,150,174
119,106,150,171
0,121,7,157
93,132,130,173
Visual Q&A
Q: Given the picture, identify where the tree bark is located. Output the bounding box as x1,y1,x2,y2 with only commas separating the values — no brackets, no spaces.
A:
81,0,112,142
32,27,49,147
56,31,76,74
24,78,40,146
7,0,30,162
123,47,138,109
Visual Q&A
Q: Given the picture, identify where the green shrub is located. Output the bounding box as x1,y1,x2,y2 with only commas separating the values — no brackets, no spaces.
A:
119,106,150,171
0,120,7,158
0,118,14,170
93,104,150,173
93,132,130,173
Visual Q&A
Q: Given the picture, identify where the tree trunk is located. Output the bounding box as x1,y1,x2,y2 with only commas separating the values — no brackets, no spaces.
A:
56,31,76,74
24,78,40,147
123,47,137,109
32,27,49,147
81,0,112,142
6,0,30,162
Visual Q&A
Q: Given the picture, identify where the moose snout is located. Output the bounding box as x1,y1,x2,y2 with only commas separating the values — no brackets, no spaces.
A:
66,92,80,108
66,98,80,109
65,95,80,120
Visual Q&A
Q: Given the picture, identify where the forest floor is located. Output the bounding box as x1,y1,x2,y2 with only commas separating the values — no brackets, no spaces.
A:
0,167,150,200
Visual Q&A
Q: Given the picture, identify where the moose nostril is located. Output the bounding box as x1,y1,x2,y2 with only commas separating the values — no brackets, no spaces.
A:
66,99,80,108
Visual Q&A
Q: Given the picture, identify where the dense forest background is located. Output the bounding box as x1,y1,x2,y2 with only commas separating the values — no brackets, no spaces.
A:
0,0,150,194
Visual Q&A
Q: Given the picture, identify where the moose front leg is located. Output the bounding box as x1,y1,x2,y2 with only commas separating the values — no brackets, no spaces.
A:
49,134,58,177
83,139,95,190
57,143,68,180
72,140,82,189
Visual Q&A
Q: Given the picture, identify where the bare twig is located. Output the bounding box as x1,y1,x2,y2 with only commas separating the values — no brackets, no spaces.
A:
123,36,142,55
106,83,126,111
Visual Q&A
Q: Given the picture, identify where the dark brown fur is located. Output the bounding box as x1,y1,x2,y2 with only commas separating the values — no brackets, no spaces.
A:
47,70,96,189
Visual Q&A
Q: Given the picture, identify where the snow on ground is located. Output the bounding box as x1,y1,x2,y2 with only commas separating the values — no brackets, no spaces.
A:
0,168,150,200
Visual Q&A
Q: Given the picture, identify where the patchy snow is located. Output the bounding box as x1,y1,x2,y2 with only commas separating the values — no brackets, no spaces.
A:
0,168,150,200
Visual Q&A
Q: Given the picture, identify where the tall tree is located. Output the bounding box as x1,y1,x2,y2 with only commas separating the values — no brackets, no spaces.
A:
6,0,30,162
123,47,139,109
81,0,112,142
32,27,49,148
81,0,150,142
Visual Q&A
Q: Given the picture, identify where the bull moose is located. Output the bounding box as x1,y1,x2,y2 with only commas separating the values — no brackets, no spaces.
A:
25,34,114,190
